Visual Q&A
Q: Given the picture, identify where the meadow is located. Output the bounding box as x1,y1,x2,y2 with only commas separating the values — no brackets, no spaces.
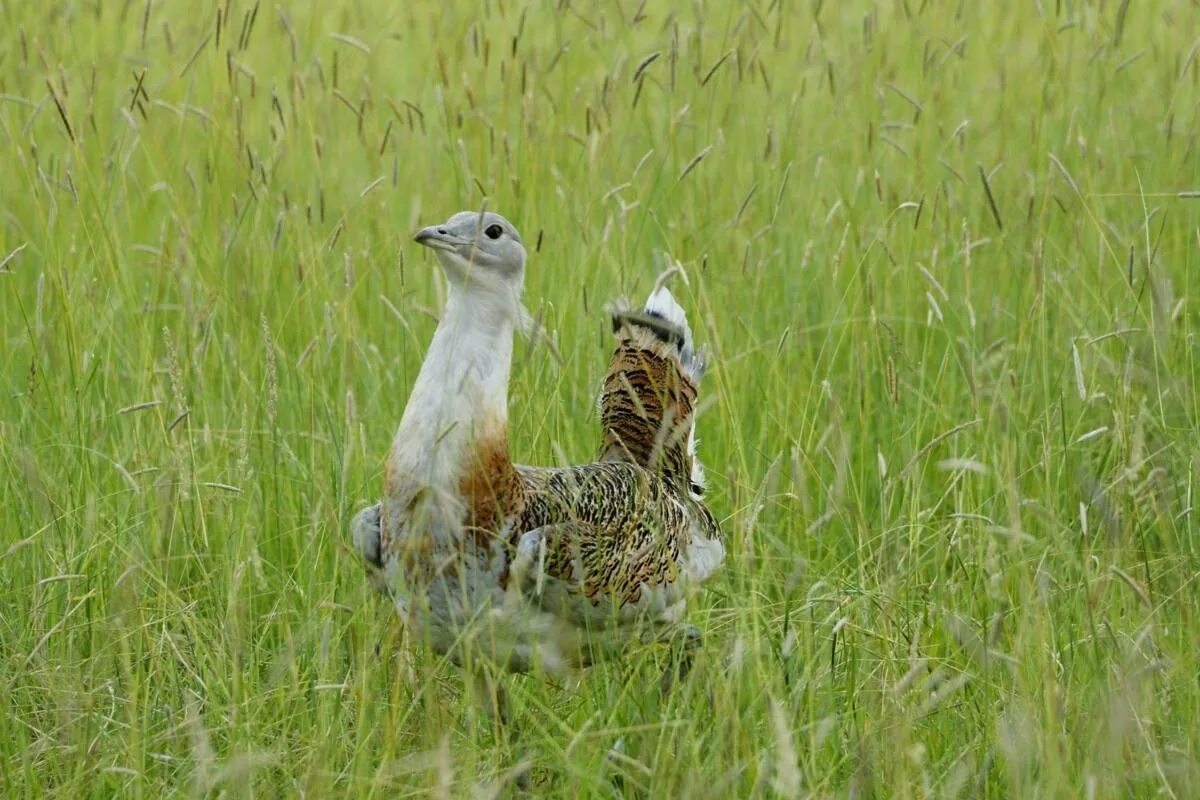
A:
3,0,1199,796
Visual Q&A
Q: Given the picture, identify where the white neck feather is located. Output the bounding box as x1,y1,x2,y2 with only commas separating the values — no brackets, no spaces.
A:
388,279,519,489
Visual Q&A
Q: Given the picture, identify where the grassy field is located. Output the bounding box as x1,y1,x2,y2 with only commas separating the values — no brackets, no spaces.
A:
3,0,1199,796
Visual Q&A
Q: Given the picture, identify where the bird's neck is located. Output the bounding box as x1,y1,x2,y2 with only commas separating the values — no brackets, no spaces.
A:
386,281,521,528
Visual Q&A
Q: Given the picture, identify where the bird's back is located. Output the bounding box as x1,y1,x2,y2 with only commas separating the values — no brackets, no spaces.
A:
510,460,719,618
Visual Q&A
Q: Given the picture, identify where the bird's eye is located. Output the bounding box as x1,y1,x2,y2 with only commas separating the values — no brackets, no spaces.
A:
484,224,504,240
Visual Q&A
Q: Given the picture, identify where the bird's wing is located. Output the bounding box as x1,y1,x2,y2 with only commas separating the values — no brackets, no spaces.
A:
350,503,392,595
511,462,703,623
508,521,686,630
599,287,707,498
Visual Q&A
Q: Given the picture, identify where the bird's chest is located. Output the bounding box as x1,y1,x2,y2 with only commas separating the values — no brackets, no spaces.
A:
383,395,522,584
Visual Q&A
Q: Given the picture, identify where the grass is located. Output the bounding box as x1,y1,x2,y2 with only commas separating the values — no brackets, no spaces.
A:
2,0,1199,796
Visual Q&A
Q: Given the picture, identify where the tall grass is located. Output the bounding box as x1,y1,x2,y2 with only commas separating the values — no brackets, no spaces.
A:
2,1,1198,796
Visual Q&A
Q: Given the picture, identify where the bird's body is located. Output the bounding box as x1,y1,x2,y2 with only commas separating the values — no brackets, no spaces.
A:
360,459,721,675
352,210,722,680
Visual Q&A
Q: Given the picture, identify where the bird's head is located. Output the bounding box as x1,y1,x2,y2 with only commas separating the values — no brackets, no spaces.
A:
414,210,526,297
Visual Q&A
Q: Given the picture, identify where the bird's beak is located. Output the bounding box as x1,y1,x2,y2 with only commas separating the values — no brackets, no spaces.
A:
413,225,465,254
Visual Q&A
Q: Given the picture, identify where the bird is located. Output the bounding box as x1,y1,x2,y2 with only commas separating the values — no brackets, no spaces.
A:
350,209,723,707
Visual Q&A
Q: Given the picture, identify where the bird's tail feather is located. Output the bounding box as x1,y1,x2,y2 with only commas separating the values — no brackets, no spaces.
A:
610,286,704,383
601,285,707,497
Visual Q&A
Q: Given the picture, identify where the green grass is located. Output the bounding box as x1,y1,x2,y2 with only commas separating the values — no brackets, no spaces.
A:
3,0,1199,796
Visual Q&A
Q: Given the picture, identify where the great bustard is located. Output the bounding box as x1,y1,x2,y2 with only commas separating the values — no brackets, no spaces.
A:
351,209,722,693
